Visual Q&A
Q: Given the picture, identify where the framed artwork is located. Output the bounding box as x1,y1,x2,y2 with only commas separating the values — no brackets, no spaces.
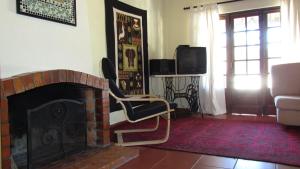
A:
16,0,77,26
105,0,149,96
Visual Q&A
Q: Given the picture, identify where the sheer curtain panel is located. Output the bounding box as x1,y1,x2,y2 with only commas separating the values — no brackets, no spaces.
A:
187,4,226,115
281,0,300,63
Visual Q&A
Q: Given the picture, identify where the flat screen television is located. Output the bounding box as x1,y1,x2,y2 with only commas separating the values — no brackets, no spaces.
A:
176,45,207,74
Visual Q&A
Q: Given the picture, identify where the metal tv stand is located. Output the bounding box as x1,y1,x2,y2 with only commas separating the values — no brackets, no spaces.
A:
150,74,205,117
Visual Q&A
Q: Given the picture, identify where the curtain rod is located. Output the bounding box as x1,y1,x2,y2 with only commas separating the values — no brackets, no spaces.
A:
183,0,244,10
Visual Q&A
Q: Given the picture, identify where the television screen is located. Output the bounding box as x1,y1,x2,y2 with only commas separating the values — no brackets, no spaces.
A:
176,46,207,74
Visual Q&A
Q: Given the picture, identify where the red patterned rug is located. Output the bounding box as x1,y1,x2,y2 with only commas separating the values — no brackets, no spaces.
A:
112,117,300,166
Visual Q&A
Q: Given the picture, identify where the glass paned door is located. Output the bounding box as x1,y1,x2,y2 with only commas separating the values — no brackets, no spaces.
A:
221,8,281,115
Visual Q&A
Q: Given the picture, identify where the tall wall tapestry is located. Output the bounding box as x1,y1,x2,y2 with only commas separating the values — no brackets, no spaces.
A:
105,0,149,96
114,9,144,95
17,0,77,26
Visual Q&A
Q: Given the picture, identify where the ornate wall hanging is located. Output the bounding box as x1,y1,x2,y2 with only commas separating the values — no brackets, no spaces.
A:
105,0,149,96
17,0,77,26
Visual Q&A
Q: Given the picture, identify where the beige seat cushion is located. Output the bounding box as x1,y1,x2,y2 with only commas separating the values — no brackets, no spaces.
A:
275,96,300,110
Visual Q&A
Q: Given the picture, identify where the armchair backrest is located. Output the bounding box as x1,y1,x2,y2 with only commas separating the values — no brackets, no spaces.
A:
271,62,300,97
102,58,117,82
101,58,135,120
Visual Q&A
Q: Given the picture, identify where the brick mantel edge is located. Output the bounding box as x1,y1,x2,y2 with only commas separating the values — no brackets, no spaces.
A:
0,69,110,169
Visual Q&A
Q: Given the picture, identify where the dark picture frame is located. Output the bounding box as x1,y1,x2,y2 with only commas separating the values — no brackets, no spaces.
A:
16,0,77,26
105,0,149,94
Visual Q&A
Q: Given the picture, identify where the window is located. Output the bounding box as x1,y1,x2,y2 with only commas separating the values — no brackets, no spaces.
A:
220,8,281,90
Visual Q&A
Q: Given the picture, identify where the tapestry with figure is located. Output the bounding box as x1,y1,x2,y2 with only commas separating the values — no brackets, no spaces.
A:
113,8,145,95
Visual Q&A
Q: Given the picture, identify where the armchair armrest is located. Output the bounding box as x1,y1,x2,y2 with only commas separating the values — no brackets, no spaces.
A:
109,91,171,111
125,94,160,98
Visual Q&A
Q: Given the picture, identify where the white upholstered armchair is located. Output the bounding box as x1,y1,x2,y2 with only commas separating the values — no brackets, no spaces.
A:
271,62,300,126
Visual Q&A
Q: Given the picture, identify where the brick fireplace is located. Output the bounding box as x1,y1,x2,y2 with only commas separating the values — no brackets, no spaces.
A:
0,70,111,169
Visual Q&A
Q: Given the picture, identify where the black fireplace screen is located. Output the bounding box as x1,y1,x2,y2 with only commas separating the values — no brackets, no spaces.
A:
27,99,86,169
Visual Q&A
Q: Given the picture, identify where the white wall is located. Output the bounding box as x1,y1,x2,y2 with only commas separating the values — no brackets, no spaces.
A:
162,0,280,58
0,0,94,78
86,0,108,77
162,0,191,59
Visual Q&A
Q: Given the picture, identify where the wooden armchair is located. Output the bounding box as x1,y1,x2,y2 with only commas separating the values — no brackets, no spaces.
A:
101,58,177,146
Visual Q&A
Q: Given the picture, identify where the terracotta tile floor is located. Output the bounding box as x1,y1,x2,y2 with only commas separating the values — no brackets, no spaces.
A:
117,114,300,169
40,146,139,169
118,147,300,169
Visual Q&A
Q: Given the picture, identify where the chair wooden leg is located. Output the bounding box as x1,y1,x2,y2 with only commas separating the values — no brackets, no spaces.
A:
115,112,171,146
115,116,160,134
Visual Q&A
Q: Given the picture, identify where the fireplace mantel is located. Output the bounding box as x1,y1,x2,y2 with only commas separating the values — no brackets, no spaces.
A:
0,70,110,169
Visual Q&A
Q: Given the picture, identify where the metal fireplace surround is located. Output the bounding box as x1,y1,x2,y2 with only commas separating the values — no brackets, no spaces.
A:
0,70,110,169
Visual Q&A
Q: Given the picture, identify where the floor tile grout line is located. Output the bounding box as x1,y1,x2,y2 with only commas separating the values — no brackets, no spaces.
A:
190,155,203,169
233,159,278,169
149,151,169,169
191,155,237,169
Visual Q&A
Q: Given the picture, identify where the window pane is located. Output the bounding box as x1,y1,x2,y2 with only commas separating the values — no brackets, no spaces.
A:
267,27,281,43
234,18,246,32
247,31,260,45
268,44,281,58
247,16,259,30
219,47,227,61
219,19,226,33
234,75,261,90
268,12,280,27
247,46,260,59
247,61,260,74
234,61,247,74
220,33,227,47
234,32,246,46
234,47,246,60
268,58,281,73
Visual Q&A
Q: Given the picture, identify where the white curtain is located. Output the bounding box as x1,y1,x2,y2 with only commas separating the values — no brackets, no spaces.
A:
281,0,300,63
187,4,226,115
